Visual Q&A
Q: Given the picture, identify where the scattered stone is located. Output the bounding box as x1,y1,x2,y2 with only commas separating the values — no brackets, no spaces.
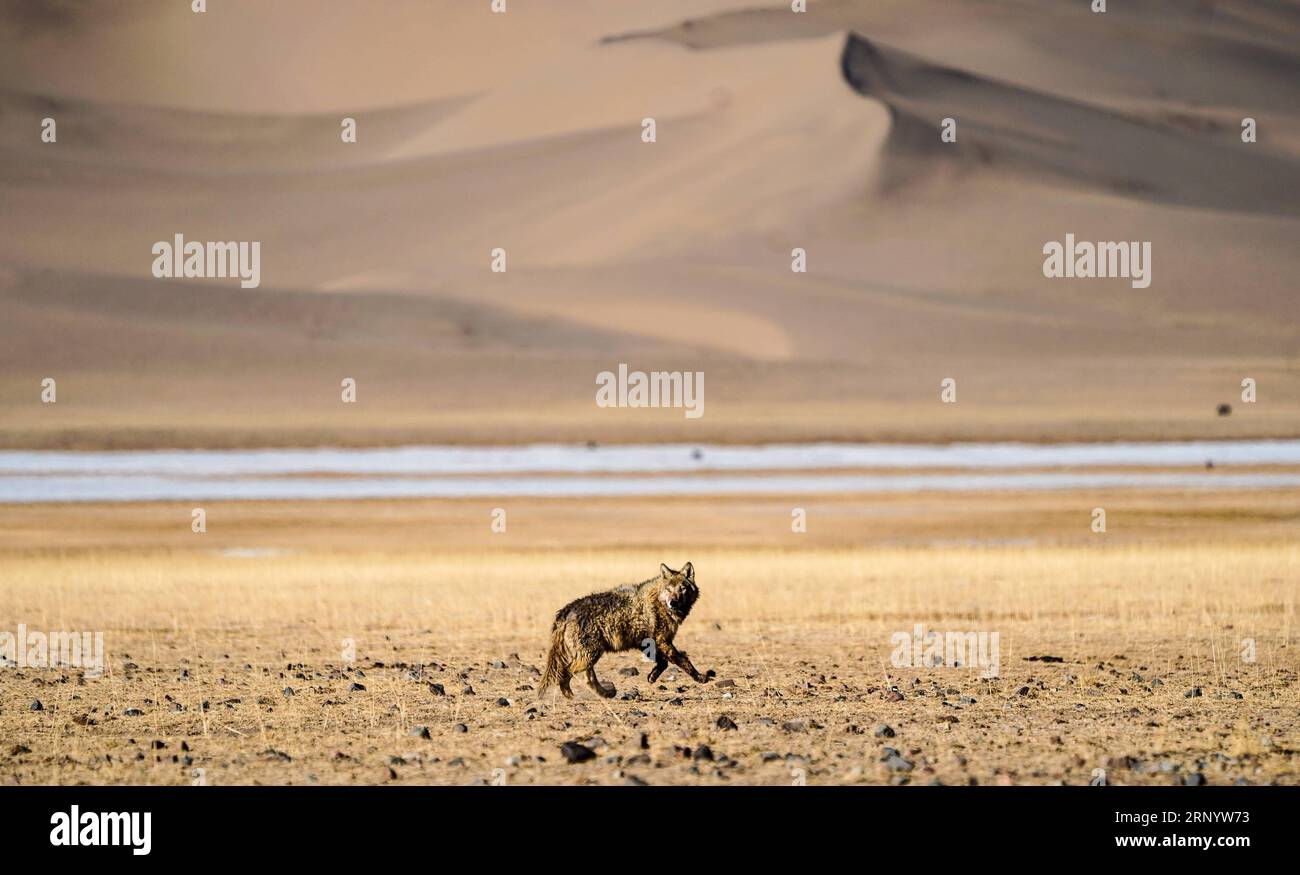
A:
560,742,596,764
1024,655,1064,663
123,708,144,717
491,660,507,669
1185,687,1202,698
619,667,639,677
781,720,807,733
874,724,895,738
884,690,904,702
882,752,914,772
1183,773,1207,786
30,700,43,712
429,683,445,696
717,715,738,731
349,682,366,692
715,678,736,688
623,774,648,786
410,726,432,739
452,723,468,734
495,697,510,707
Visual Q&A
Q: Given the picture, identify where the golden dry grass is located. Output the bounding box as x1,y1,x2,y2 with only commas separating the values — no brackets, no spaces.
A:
1,493,1296,786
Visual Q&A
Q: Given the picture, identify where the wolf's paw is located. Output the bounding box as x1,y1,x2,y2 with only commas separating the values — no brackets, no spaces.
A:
699,669,717,683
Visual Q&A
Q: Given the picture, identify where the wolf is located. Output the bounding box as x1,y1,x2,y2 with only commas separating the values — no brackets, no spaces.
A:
538,562,715,699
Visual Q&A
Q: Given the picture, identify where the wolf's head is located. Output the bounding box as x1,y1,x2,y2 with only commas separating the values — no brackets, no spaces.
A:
657,562,699,619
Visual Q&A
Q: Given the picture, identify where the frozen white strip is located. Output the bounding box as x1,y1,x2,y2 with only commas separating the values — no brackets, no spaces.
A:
0,440,1298,477
3,471,1299,503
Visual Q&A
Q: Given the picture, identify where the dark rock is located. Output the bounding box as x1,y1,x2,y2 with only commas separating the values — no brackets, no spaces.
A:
716,715,738,731
560,742,596,764
874,724,895,738
883,753,914,772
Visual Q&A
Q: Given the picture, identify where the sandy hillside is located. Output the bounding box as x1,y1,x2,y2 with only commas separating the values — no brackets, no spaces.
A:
1,0,1297,448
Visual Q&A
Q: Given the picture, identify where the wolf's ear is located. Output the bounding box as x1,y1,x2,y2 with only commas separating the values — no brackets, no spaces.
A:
660,563,674,578
682,562,694,580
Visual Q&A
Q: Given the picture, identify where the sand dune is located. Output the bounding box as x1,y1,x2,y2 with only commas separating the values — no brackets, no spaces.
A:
838,33,1300,215
0,1,1296,448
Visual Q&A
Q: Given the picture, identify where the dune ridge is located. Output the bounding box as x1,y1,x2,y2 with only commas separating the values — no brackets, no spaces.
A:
0,1,1296,449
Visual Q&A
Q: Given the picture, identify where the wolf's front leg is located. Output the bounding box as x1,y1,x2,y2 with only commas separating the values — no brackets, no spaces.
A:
647,654,668,683
668,646,715,684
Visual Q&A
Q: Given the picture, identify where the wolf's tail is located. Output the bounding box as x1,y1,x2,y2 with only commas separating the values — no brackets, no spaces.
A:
537,628,567,697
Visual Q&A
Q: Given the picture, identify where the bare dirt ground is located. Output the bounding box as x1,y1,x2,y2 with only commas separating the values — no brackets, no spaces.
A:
1,490,1295,786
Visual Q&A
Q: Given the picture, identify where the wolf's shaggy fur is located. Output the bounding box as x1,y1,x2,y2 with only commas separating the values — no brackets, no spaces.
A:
538,562,714,699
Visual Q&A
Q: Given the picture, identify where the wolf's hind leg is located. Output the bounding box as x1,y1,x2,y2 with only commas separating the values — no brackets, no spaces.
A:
573,655,615,699
584,666,615,698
